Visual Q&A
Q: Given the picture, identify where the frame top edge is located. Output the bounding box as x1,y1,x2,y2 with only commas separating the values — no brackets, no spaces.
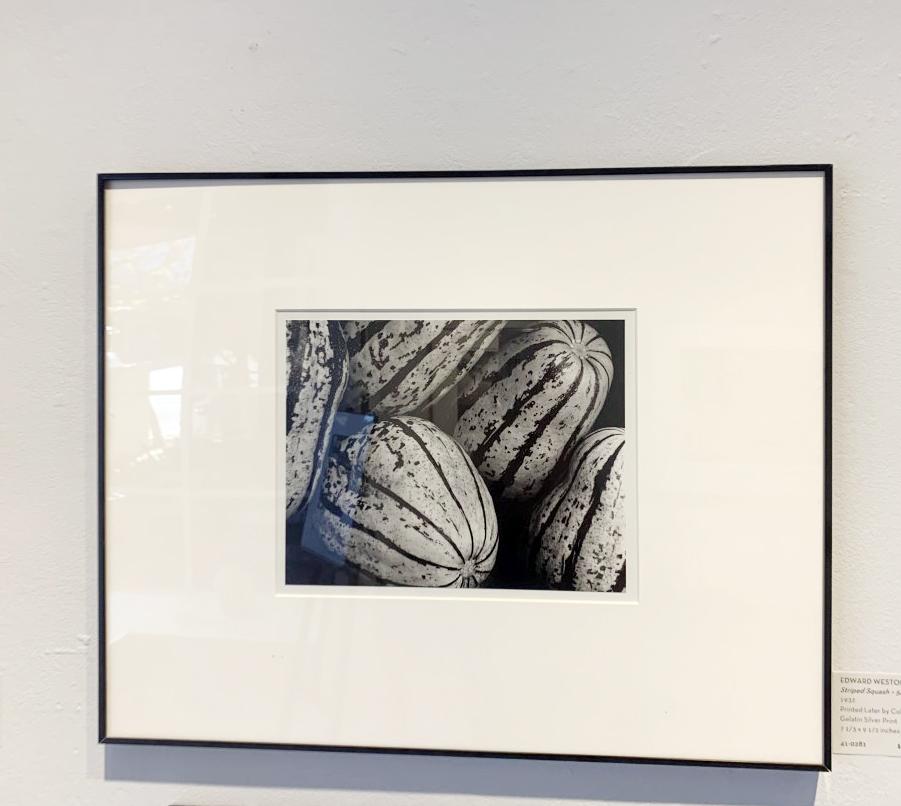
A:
97,165,833,185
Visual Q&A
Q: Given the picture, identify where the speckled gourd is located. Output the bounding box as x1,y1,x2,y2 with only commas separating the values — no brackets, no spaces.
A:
315,415,498,587
285,320,349,519
341,319,504,416
528,427,626,592
453,320,614,500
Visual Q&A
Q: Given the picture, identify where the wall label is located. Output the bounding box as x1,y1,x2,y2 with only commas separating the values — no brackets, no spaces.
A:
833,670,901,757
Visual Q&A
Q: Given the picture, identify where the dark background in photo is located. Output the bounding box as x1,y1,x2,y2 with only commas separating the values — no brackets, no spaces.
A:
286,319,626,590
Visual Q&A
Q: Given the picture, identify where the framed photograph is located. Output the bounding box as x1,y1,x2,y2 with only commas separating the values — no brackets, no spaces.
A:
99,167,831,770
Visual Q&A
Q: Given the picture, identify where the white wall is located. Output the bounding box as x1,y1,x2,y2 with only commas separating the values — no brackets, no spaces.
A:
1,1,898,804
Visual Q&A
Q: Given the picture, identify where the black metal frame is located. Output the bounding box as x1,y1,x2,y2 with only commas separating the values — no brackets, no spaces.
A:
98,165,833,772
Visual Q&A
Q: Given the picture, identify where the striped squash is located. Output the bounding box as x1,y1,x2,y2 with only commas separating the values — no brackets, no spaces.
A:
315,415,498,587
341,320,504,416
528,428,626,592
285,320,348,519
453,320,613,500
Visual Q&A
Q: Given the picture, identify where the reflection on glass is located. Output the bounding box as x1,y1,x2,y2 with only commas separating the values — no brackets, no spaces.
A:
149,366,184,392
148,394,182,441
107,238,195,482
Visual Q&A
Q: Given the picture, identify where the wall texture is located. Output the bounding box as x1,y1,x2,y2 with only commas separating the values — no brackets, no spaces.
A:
2,1,899,804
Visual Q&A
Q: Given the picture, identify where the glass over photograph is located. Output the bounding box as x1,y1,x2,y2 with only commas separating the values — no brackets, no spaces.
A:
100,171,828,767
283,316,631,593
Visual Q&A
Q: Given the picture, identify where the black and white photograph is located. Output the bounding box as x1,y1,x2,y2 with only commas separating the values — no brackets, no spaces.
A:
284,316,631,593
